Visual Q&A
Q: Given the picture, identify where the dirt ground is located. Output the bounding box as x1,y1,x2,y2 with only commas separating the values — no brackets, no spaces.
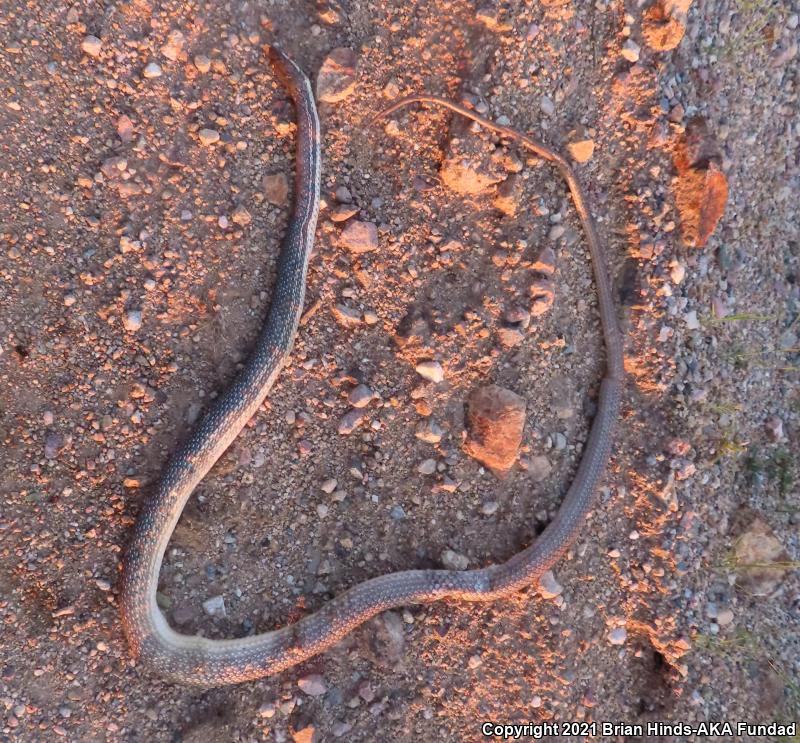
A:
1,0,798,741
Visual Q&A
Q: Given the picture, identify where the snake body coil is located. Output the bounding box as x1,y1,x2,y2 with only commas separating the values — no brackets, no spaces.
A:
120,47,623,686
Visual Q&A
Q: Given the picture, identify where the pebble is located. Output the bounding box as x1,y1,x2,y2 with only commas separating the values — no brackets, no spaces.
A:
330,204,359,222
123,309,142,332
530,279,555,316
43,411,54,425
258,701,276,718
464,385,526,477
332,722,353,737
497,326,525,347
316,47,357,103
441,549,469,570
142,62,162,78
348,384,374,408
415,419,443,443
621,39,641,62
567,139,595,163
160,30,185,61
467,654,483,669
81,35,102,58
173,605,197,625
117,114,134,143
332,303,362,328
716,608,734,626
202,595,226,617
540,96,555,116
415,360,444,383
194,54,211,73
765,415,784,442
335,186,353,203
297,674,327,697
537,571,563,599
94,578,111,591
198,128,220,146
231,205,252,226
292,726,315,743
63,293,76,307
339,220,377,253
418,458,437,475
321,478,338,493
263,172,288,205
337,409,365,435
531,247,556,276
608,627,627,645
481,501,499,516
528,455,552,482
670,261,686,284
684,310,700,330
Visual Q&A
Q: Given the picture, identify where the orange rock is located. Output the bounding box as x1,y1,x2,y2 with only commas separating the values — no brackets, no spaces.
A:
463,385,526,477
673,118,728,248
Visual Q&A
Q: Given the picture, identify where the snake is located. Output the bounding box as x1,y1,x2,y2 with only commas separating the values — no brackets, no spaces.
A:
120,46,624,686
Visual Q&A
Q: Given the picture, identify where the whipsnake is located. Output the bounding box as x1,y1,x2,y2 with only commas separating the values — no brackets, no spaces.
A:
120,46,623,686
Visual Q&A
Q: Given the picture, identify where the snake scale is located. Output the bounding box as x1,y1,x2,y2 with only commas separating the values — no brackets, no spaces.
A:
120,46,624,686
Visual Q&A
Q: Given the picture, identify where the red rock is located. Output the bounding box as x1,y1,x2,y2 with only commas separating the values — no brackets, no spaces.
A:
463,385,526,477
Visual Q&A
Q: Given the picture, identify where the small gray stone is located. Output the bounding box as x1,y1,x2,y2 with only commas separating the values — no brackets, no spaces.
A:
528,455,552,482
263,173,288,205
441,549,469,570
338,409,365,435
123,309,142,332
81,35,102,58
417,458,437,475
608,627,627,645
415,419,443,443
198,128,220,146
348,384,373,408
537,570,563,599
194,54,211,73
202,595,226,618
298,674,327,697
321,478,338,494
332,304,362,328
142,62,162,78
339,220,377,253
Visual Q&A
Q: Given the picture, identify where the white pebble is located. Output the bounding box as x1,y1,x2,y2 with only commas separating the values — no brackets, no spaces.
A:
81,35,102,58
621,39,640,62
123,309,142,332
202,595,226,617
142,62,162,78
415,360,444,383
608,627,627,645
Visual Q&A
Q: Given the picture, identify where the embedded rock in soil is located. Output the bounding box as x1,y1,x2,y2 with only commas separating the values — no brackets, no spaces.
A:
643,1,687,51
339,220,377,253
463,385,526,477
316,48,357,103
673,117,728,248
733,516,790,596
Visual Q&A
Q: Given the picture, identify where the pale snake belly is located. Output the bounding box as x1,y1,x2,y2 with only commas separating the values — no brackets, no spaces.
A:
120,46,624,686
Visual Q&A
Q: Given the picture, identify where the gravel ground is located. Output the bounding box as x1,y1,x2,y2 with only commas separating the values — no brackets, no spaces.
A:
1,1,798,741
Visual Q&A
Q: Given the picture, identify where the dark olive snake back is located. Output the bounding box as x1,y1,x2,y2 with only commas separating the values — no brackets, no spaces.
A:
120,47,624,686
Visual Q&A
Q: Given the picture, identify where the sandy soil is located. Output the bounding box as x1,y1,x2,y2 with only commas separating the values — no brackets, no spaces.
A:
1,1,798,741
